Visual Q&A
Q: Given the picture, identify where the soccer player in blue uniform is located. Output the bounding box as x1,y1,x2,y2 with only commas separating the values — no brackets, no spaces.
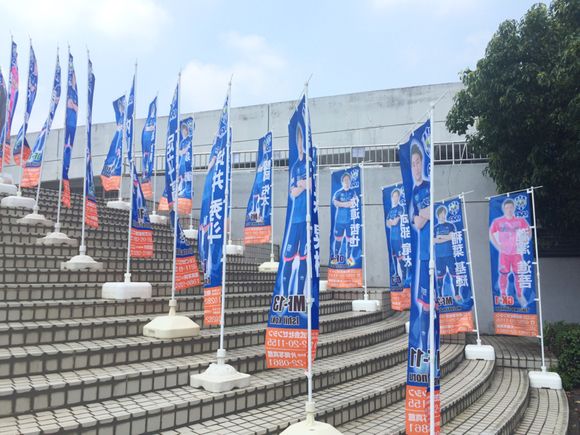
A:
434,206,459,303
282,124,310,296
177,121,192,199
386,188,405,286
331,172,357,266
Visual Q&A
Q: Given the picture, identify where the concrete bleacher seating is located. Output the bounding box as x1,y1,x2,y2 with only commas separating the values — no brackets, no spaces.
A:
0,186,570,434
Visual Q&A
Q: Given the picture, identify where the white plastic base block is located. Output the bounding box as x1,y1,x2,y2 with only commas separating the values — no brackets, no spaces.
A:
281,401,343,435
465,344,495,361
143,300,200,339
102,281,152,300
0,173,14,184
1,195,35,210
0,183,17,195
190,350,250,393
320,280,328,292
405,321,410,334
529,370,563,390
17,212,53,226
149,214,168,225
36,231,78,247
258,261,279,273
225,244,244,256
61,254,103,271
352,299,381,312
106,200,130,211
184,228,198,239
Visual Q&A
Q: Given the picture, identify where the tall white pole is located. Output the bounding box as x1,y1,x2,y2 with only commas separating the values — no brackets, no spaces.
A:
79,50,90,256
460,193,482,345
151,97,158,216
360,163,369,300
428,103,436,434
125,63,137,283
17,39,32,196
530,186,547,372
54,46,69,234
219,81,232,353
170,73,181,302
189,135,195,229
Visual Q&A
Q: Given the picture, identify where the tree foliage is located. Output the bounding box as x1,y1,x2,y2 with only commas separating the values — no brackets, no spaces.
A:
446,0,580,235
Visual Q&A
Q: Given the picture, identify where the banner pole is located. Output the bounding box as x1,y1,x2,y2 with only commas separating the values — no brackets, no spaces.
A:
78,51,91,256
118,92,127,203
460,193,482,345
428,103,436,434
360,163,369,300
189,149,194,229
151,100,158,216
125,64,137,283
54,46,70,234
170,74,181,303
530,186,547,372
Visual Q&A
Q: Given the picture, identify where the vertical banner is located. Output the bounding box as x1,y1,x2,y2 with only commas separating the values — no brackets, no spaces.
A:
200,96,229,326
265,95,320,369
177,117,194,215
327,165,363,288
62,53,78,208
22,53,61,188
382,183,412,311
159,86,178,213
141,97,157,199
13,44,38,166
0,69,6,157
130,165,153,258
243,131,273,245
434,196,474,334
489,191,537,336
400,119,441,434
2,41,18,167
172,209,201,290
100,96,126,191
84,59,98,229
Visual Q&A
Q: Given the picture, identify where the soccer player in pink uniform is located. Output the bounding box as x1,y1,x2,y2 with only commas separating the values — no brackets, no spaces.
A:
489,198,531,307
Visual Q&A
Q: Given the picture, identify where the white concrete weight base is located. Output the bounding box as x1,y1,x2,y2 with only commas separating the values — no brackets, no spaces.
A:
37,231,78,247
225,244,244,256
529,370,562,390
281,401,343,435
352,299,381,312
258,261,279,273
61,254,103,271
106,200,130,211
0,183,17,195
149,213,168,225
184,228,198,239
0,173,14,184
143,299,200,339
1,195,35,210
17,212,53,226
190,349,250,393
320,280,328,292
405,321,410,334
102,281,152,299
465,344,495,361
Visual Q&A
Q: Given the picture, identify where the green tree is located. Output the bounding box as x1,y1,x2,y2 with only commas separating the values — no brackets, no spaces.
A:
446,0,580,235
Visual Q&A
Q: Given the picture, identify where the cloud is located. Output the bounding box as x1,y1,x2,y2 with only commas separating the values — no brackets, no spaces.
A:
368,0,478,17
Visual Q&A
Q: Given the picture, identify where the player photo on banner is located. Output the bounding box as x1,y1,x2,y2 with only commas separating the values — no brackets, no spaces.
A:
141,97,157,199
1,41,18,168
328,165,363,288
13,44,37,166
399,119,441,434
434,196,474,335
100,96,126,191
84,60,98,229
489,191,538,336
177,117,194,215
130,165,153,258
62,52,78,208
243,131,273,245
265,95,320,369
382,182,412,311
171,209,201,291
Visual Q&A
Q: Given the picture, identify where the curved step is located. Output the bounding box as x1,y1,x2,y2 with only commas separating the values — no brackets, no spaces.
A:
514,387,569,435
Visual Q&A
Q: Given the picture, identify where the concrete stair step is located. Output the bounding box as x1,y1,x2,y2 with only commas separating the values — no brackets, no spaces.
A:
0,300,353,347
0,310,386,379
514,387,569,435
0,314,407,417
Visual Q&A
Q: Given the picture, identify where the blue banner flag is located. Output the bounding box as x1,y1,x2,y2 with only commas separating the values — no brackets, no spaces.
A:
382,182,412,311
243,131,273,245
100,96,126,191
126,75,135,162
177,116,194,215
141,97,157,199
62,52,78,208
130,164,153,258
328,165,363,288
265,94,320,369
399,119,440,433
13,44,38,165
22,53,61,188
170,208,201,290
0,69,6,151
1,41,18,167
434,195,474,334
159,84,179,212
84,59,98,229
489,191,538,336
199,94,230,325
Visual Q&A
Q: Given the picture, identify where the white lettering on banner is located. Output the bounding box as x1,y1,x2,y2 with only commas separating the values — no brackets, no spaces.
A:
263,159,271,181
516,229,530,255
452,242,464,258
517,260,533,288
212,168,224,193
451,230,463,246
455,261,467,275
402,243,412,267
209,198,224,221
456,274,469,288
350,196,360,221
261,184,271,205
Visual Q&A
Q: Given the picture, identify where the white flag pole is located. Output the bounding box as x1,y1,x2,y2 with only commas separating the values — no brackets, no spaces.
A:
270,138,275,263
170,73,182,304
530,186,546,371
125,63,137,283
428,102,436,435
